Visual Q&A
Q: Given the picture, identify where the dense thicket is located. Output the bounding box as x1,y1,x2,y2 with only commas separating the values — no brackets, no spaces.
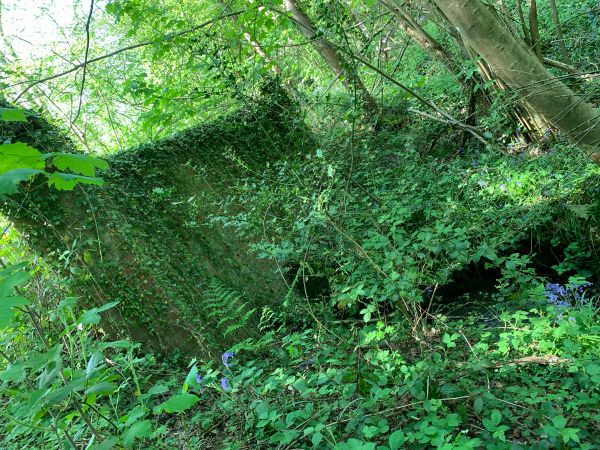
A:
0,1,599,449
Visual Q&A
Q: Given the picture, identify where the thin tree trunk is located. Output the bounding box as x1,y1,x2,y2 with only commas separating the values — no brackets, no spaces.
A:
380,0,463,82
516,0,531,45
283,0,379,114
528,0,543,61
433,0,600,162
548,0,572,65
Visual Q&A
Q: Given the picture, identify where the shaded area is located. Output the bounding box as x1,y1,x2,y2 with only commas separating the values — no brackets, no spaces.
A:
0,94,309,355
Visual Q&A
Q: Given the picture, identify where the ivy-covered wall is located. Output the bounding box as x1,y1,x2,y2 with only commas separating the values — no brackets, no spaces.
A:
1,97,304,356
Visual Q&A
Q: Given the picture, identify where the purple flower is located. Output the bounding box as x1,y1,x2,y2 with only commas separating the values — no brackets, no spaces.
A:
544,280,593,313
196,373,202,385
220,377,231,391
222,351,234,369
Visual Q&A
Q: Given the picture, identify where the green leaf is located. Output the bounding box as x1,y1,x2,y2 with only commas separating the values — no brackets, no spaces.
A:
89,437,119,450
44,378,85,406
561,428,580,444
123,405,147,427
551,415,567,430
0,168,44,194
0,108,27,122
0,142,45,173
153,392,199,414
483,409,502,430
80,301,119,325
146,383,169,396
86,351,104,379
0,296,30,328
0,265,31,297
47,172,105,191
389,430,406,450
0,362,26,382
86,381,118,396
122,420,153,448
183,364,198,393
311,431,323,447
49,153,109,177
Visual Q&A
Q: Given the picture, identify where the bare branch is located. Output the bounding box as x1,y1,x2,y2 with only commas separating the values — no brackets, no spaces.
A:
14,9,245,101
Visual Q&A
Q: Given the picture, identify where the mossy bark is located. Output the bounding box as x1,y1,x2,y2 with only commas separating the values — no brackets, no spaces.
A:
433,0,600,162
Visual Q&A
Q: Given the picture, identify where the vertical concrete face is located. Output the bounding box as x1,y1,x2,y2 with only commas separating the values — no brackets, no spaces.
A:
1,101,301,356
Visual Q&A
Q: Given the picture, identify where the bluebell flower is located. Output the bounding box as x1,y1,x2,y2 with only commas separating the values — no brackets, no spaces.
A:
220,377,231,391
545,280,593,314
196,373,202,385
222,351,234,368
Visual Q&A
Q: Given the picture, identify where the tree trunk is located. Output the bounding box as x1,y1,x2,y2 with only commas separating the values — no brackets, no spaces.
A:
548,0,571,65
283,0,379,115
380,0,463,82
528,0,543,61
433,0,600,162
516,0,532,45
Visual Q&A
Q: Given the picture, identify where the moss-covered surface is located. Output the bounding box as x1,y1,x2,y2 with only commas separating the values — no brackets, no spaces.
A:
1,96,308,356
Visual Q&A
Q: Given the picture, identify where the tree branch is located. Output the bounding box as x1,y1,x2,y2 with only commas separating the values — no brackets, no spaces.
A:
15,9,245,101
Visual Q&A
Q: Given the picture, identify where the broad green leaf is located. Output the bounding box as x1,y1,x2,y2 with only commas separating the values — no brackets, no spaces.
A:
98,340,132,350
0,362,26,382
183,364,198,393
153,392,199,414
552,415,567,430
89,437,119,450
47,172,105,191
123,405,147,427
86,381,118,396
122,420,153,448
80,301,120,325
0,142,44,173
44,378,85,406
0,168,43,194
0,295,30,328
86,351,104,378
49,152,109,177
38,359,62,389
0,108,27,122
0,265,31,296
389,430,406,450
146,383,169,396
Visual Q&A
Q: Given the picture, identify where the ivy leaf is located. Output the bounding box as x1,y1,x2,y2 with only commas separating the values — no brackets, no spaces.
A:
153,392,199,414
49,153,109,177
47,172,105,191
0,168,44,194
0,108,27,122
122,420,154,447
0,142,45,173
